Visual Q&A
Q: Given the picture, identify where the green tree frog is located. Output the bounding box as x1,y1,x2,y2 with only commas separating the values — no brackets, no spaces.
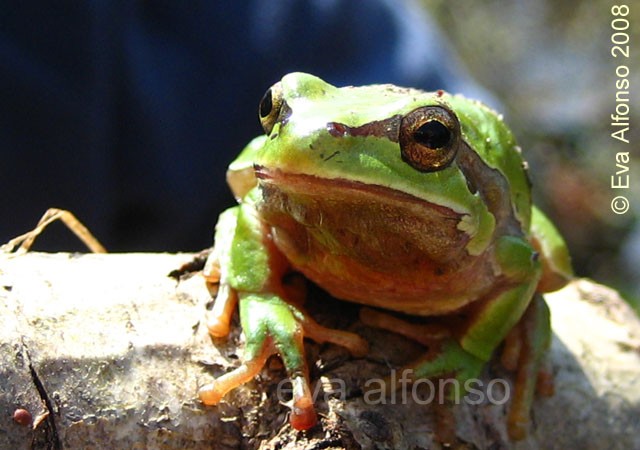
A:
198,73,572,440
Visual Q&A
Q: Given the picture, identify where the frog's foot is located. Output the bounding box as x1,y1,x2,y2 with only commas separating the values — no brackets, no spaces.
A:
402,341,485,445
199,292,318,430
360,307,484,387
500,294,552,440
364,336,484,444
198,340,271,405
201,241,240,338
205,283,238,338
198,336,319,430
200,291,368,430
360,308,484,444
299,312,369,358
410,339,486,396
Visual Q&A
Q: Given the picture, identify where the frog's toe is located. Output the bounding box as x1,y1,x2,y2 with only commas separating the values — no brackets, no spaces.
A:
360,307,451,346
202,247,221,284
301,313,369,357
288,373,318,430
265,298,367,428
501,295,552,440
206,282,238,338
412,339,485,391
198,342,271,405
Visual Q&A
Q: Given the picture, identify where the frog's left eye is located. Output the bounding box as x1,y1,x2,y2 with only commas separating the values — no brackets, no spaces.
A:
399,106,460,172
259,82,284,135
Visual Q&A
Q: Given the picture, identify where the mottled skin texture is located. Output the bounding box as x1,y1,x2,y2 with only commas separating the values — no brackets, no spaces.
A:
198,73,572,441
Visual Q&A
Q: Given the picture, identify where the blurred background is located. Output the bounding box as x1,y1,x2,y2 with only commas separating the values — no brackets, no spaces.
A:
1,0,638,311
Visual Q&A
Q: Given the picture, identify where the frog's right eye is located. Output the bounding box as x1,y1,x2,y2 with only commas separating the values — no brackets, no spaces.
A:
259,82,284,135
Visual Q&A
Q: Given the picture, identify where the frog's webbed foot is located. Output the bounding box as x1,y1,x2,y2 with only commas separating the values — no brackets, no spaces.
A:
200,284,368,430
361,295,552,441
360,307,485,382
199,291,317,429
500,294,552,440
360,308,484,443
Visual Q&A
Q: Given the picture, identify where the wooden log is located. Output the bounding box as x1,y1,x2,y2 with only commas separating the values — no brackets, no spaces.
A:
0,252,638,449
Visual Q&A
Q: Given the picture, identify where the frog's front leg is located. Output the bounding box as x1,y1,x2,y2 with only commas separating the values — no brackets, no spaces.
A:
362,235,546,439
423,236,548,439
198,200,368,430
461,236,553,439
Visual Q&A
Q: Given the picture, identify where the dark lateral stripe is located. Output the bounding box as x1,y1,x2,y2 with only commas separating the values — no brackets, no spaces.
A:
326,115,402,142
456,142,524,235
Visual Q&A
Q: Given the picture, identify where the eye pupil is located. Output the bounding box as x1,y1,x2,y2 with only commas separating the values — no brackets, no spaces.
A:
259,88,273,118
414,120,451,149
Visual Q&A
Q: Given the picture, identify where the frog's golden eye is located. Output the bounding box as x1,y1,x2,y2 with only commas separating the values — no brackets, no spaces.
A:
259,82,284,135
399,106,460,172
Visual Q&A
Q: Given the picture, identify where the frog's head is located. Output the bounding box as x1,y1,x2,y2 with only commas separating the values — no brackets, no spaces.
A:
249,72,531,256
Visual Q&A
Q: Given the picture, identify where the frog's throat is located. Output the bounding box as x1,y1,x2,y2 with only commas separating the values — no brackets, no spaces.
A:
252,166,497,316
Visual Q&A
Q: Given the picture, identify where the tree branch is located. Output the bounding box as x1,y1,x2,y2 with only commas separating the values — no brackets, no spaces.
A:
1,253,638,449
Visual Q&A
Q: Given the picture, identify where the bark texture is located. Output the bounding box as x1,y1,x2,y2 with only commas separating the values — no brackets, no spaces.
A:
0,252,638,449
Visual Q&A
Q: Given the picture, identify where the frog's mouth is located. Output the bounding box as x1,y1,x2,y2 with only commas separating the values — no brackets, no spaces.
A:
253,165,459,217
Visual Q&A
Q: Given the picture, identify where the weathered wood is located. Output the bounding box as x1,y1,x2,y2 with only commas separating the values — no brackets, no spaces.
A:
0,253,639,449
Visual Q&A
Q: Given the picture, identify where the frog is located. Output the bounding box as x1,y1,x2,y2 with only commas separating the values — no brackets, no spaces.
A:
197,72,572,440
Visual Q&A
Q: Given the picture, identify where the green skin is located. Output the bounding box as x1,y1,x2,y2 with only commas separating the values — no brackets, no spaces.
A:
202,73,572,438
